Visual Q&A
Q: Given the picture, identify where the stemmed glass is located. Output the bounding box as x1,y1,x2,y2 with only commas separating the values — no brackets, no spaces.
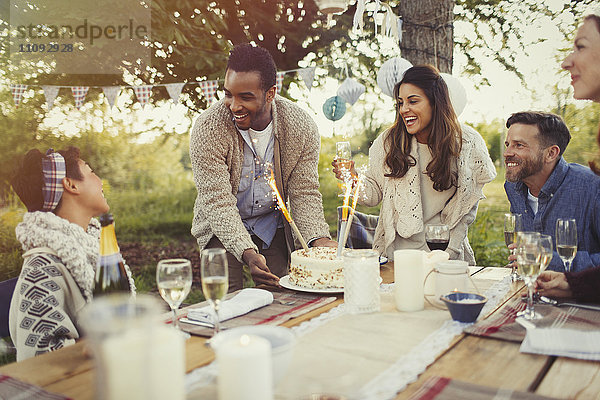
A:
200,248,229,336
156,259,193,330
335,141,352,196
515,232,542,320
425,224,449,251
555,218,577,272
539,234,553,273
504,213,523,281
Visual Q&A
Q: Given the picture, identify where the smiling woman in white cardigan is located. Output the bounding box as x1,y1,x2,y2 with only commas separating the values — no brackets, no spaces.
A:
333,65,496,264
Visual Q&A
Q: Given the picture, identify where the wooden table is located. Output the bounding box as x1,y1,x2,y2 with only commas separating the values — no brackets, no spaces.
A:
1,263,599,399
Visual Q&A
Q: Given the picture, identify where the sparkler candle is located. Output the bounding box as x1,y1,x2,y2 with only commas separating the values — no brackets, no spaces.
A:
341,176,362,249
266,169,309,251
336,180,354,258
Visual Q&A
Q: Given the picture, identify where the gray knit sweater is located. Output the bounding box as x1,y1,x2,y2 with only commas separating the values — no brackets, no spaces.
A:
190,95,331,262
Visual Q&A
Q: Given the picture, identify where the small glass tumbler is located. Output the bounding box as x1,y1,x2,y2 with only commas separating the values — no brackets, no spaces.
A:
343,249,381,314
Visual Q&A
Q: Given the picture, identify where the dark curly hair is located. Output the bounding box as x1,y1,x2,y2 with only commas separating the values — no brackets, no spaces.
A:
226,43,277,91
11,147,83,212
384,65,462,191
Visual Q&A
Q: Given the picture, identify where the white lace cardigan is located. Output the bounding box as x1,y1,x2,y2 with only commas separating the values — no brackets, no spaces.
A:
361,125,497,264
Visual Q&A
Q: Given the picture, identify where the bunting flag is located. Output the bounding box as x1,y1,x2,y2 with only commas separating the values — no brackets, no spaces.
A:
10,84,27,106
398,18,404,44
102,86,121,108
297,67,316,91
276,72,285,94
133,85,153,107
42,86,60,111
199,80,218,104
71,86,89,109
165,83,186,105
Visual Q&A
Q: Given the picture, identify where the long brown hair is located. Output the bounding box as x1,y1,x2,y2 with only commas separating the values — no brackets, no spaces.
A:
384,65,462,191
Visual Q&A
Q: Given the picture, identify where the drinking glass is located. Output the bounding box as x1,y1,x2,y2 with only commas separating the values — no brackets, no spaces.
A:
515,232,542,320
335,141,352,197
555,218,577,272
504,213,523,281
200,248,229,336
156,259,193,330
539,234,553,273
425,224,450,251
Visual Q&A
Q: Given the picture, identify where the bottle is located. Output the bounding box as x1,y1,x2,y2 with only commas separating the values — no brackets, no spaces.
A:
94,213,131,295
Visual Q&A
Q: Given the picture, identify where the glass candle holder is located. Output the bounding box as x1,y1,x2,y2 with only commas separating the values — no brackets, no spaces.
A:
342,249,381,314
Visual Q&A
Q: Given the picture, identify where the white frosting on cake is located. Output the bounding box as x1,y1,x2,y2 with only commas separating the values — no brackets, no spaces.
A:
289,247,344,289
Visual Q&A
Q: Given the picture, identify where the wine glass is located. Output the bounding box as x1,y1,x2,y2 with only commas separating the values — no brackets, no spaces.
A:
156,259,193,330
539,234,553,273
425,224,450,251
555,218,577,272
200,248,229,336
504,213,523,281
335,141,352,197
515,232,542,320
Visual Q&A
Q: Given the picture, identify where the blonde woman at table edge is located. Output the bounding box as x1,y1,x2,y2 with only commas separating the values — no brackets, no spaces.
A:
536,10,600,303
332,65,496,263
8,147,136,361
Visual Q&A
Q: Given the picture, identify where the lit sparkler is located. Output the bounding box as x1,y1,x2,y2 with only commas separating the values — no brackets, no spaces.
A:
336,177,354,258
266,168,309,251
341,175,362,249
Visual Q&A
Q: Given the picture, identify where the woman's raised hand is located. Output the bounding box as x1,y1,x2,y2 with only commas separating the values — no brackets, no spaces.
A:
331,159,357,181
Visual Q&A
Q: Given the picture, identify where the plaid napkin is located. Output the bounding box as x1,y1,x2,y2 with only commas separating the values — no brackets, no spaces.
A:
465,295,600,342
187,288,273,324
180,290,337,337
408,376,558,400
0,374,71,400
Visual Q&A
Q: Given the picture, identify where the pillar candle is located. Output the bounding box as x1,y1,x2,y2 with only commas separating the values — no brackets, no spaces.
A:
394,249,424,312
100,325,185,400
217,334,273,400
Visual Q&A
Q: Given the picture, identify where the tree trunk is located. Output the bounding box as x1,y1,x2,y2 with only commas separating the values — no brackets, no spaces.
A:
398,0,454,73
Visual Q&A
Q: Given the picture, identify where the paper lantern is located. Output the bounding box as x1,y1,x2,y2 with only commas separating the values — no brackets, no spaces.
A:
323,96,346,121
337,78,366,105
315,0,348,14
376,57,413,98
440,73,467,116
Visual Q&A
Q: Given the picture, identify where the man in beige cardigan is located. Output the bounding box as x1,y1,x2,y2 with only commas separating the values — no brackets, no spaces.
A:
190,44,335,291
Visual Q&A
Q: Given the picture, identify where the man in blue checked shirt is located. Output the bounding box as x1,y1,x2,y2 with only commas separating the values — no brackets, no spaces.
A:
504,111,600,272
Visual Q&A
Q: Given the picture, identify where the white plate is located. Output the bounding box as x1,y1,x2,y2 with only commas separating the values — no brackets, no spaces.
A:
279,275,344,294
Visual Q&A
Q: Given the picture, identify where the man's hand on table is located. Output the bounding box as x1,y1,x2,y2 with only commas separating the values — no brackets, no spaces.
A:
311,237,337,248
243,248,281,288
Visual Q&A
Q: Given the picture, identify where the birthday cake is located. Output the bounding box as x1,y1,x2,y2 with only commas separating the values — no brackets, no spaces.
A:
288,247,344,289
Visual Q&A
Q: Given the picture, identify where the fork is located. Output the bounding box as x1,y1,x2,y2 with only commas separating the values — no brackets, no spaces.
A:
539,296,600,311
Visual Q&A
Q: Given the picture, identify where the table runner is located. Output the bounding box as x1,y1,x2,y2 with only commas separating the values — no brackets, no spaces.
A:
407,376,558,400
0,374,71,400
465,295,600,342
179,291,337,337
186,268,512,400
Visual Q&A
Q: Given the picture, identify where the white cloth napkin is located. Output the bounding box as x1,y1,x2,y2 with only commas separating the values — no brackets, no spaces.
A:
520,327,600,360
187,288,273,324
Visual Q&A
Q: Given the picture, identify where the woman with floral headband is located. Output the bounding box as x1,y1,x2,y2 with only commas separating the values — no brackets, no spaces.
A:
8,147,136,361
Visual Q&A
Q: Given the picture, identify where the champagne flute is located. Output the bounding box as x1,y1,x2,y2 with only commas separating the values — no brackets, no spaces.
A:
200,248,229,336
335,141,352,197
539,234,553,273
156,259,193,330
555,218,577,272
504,213,523,281
515,232,542,320
425,224,450,251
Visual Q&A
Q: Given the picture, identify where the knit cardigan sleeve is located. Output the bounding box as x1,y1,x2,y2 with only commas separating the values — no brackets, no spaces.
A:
189,106,257,261
9,255,84,361
565,266,600,303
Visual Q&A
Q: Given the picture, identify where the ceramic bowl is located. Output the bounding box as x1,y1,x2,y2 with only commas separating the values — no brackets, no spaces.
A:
210,325,296,384
440,292,487,323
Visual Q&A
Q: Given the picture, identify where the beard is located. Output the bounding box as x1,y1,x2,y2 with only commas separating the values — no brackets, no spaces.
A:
505,153,545,183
